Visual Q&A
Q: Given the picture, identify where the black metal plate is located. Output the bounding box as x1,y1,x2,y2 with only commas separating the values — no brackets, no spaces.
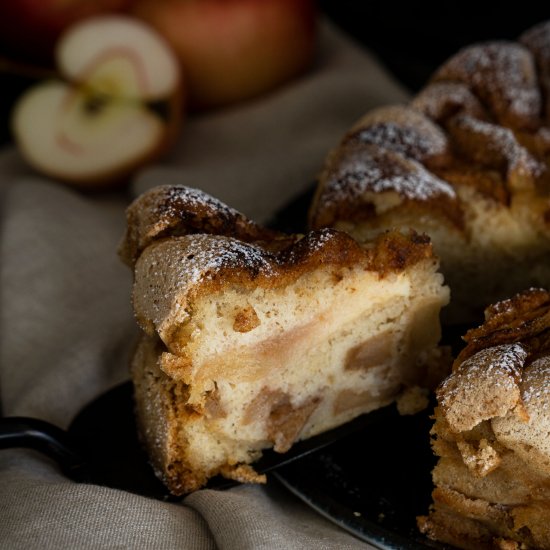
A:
274,405,453,550
68,381,174,500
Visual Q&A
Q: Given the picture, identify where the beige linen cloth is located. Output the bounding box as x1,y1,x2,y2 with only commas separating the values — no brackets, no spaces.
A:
0,21,408,549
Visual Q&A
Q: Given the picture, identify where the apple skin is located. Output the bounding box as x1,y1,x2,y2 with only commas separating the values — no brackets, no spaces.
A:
0,0,134,64
131,0,318,109
11,16,184,189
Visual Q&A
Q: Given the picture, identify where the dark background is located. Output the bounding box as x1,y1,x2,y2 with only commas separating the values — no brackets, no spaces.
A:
319,1,549,92
0,3,548,145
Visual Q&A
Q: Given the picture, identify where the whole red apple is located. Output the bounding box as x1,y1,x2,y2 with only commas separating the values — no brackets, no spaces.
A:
131,0,317,109
0,0,134,64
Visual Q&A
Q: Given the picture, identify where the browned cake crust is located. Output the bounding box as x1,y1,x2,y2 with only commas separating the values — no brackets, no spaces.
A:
119,184,286,267
309,22,550,323
419,288,550,549
122,185,450,494
131,225,435,353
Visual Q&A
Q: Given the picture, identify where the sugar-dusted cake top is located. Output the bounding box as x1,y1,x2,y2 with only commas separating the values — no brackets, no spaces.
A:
437,288,550,437
310,22,550,234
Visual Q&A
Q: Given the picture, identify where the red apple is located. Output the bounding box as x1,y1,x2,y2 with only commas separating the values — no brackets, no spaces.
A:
11,16,183,188
0,0,135,65
131,0,317,109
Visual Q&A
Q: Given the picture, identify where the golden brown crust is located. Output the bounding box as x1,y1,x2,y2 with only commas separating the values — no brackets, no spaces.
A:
119,184,285,267
138,227,434,295
422,288,550,549
364,229,434,276
411,82,490,124
435,165,509,204
457,288,550,365
132,227,436,348
309,139,463,230
438,287,550,433
123,183,440,346
344,104,452,168
446,115,544,194
432,41,541,131
310,39,550,232
437,343,526,433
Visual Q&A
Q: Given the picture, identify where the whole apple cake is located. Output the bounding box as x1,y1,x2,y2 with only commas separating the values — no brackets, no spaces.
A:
418,288,550,549
119,184,449,494
309,20,550,324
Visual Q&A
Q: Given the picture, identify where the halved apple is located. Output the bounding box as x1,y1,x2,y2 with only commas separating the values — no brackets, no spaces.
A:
11,15,183,188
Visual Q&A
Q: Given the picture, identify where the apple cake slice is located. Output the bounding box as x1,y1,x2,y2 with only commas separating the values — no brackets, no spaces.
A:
418,288,550,549
121,184,449,494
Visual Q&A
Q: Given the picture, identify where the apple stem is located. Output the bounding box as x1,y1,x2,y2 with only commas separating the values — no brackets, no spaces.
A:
0,57,58,81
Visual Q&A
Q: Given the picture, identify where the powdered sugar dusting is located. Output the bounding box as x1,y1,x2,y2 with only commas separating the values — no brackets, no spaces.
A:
411,82,488,122
522,356,550,407
121,184,273,267
354,121,447,163
154,234,276,287
452,115,544,179
434,41,541,129
440,343,526,406
349,105,449,162
461,343,526,382
324,143,455,205
134,234,278,333
152,184,243,225
438,343,527,431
